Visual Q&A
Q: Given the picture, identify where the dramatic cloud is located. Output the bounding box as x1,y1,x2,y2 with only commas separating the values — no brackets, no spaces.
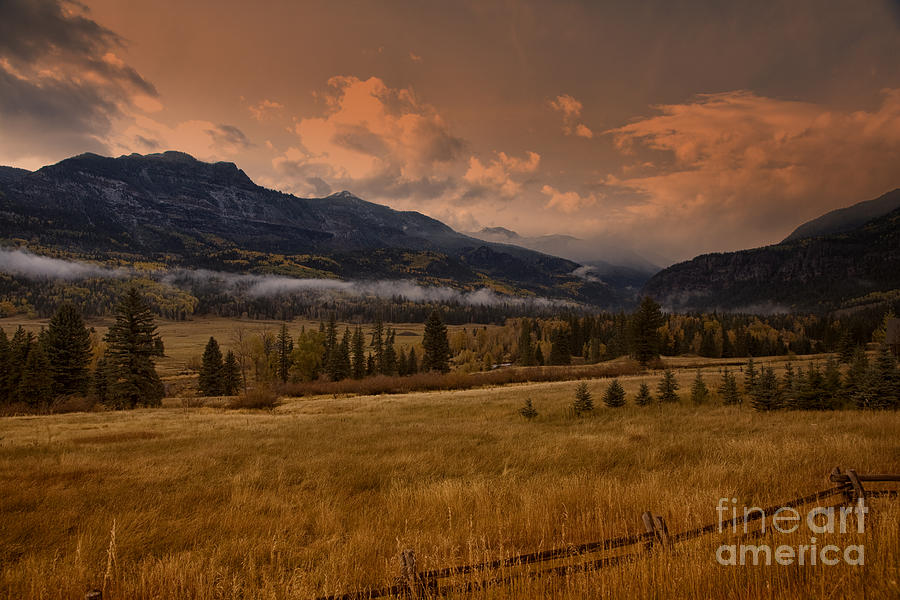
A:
273,76,465,198
603,89,900,259
0,0,157,163
540,185,597,214
549,94,593,139
463,151,540,198
115,117,253,160
248,99,283,121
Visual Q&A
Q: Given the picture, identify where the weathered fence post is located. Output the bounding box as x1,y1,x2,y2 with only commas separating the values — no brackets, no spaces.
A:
85,590,102,600
653,515,672,548
400,548,418,596
641,511,656,551
846,469,867,506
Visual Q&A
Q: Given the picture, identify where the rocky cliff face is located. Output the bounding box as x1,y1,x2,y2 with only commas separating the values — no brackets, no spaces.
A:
643,207,900,312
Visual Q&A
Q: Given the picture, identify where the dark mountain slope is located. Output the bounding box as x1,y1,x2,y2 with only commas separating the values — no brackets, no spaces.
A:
783,188,900,242
0,151,620,305
643,205,900,312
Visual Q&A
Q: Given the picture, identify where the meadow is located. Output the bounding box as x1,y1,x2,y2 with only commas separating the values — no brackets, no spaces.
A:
1,366,898,599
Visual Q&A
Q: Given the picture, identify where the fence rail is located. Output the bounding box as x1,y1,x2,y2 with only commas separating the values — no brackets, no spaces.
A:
311,467,900,600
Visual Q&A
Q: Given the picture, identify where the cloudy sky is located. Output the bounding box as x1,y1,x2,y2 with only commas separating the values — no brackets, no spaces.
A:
2,0,900,264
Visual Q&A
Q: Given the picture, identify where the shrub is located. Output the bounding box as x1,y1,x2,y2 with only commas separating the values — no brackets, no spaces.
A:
518,398,538,419
229,387,278,410
50,395,97,414
634,382,653,406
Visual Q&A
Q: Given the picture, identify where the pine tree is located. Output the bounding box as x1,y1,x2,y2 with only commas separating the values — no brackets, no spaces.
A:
275,323,293,384
0,328,10,404
381,328,398,375
837,331,855,363
718,369,741,405
781,363,796,407
657,369,680,403
845,346,870,406
370,320,385,373
549,328,571,365
602,379,626,408
690,370,710,404
397,347,408,376
43,304,93,397
422,310,450,373
351,326,366,379
221,350,242,395
573,381,593,414
822,357,843,408
93,353,109,405
534,344,544,366
862,345,899,409
517,321,535,366
634,382,653,406
199,337,224,395
519,398,538,419
366,353,376,376
104,288,164,409
17,343,52,409
750,366,781,411
406,347,418,374
743,358,758,396
338,328,352,380
629,296,664,366
8,327,33,401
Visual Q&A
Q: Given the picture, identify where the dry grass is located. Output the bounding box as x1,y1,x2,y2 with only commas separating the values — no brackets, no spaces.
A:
1,371,899,599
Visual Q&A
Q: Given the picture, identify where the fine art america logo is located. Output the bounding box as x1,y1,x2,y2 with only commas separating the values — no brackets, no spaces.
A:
715,497,867,566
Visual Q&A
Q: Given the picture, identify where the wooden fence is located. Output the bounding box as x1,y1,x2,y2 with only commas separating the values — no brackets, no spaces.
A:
309,467,900,600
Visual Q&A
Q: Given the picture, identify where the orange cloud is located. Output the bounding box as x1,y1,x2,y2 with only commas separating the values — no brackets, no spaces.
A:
248,99,284,121
541,185,598,213
603,89,900,257
549,94,593,138
464,151,540,197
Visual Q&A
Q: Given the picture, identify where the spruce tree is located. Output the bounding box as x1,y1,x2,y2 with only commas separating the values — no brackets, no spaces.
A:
743,358,758,395
718,369,741,405
863,345,899,409
422,310,450,372
221,350,242,395
104,288,164,408
351,326,366,379
629,296,664,366
657,369,680,403
8,327,33,400
275,323,293,384
549,328,571,365
750,366,781,411
635,382,653,406
822,357,843,408
534,344,545,366
0,328,10,404
845,347,870,406
602,379,626,408
573,381,593,414
93,354,109,405
17,343,52,409
690,370,710,405
519,398,538,419
517,321,535,366
397,347,408,376
406,347,418,374
199,336,224,395
781,363,796,407
370,320,385,373
43,304,93,397
338,328,352,380
381,328,398,375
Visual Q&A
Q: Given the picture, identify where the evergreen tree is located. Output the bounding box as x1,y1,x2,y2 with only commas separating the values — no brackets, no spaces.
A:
275,323,293,384
44,304,93,397
366,353,376,376
8,327,33,401
199,336,224,395
845,346,870,406
822,357,843,407
93,353,109,405
221,350,242,395
690,370,710,404
382,328,398,375
534,344,545,366
718,369,741,405
751,366,781,411
406,347,418,374
862,345,899,409
0,328,10,404
743,358,758,395
634,382,653,406
351,326,366,379
104,288,164,409
519,398,538,419
397,347,409,376
548,328,571,365
781,363,796,407
16,343,52,409
422,310,450,372
836,331,856,363
657,369,680,403
602,379,626,408
338,328,352,379
517,321,535,366
629,296,664,365
370,320,385,373
573,381,593,414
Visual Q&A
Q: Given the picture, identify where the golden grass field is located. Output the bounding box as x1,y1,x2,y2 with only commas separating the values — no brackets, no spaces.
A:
2,360,899,599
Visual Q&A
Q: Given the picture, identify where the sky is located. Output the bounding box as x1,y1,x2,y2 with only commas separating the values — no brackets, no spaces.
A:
1,0,900,265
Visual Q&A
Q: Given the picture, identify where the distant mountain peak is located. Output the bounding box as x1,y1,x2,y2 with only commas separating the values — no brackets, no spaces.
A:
478,226,521,240
783,188,900,242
